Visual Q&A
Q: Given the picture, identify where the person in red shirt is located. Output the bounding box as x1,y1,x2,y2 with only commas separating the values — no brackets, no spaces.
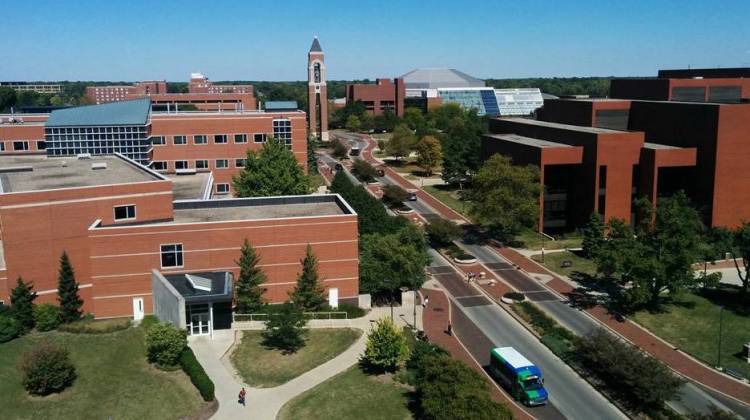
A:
238,387,246,407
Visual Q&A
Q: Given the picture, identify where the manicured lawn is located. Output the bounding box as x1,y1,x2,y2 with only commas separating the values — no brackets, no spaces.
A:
513,229,582,251
531,250,597,277
230,328,361,388
277,365,413,420
631,289,750,380
0,327,205,420
422,184,469,218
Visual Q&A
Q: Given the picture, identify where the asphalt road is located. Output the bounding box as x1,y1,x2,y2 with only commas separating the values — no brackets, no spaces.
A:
428,251,626,420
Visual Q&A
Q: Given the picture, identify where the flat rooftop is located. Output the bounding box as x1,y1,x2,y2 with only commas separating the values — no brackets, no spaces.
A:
0,154,163,193
167,173,211,200
487,134,575,149
499,117,625,134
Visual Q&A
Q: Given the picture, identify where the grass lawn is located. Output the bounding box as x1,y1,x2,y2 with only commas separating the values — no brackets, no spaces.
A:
513,229,582,251
277,365,413,420
231,328,362,388
0,326,205,420
422,184,469,218
631,289,750,379
531,250,597,277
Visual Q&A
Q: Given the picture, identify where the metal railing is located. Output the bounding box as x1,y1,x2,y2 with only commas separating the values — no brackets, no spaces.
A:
233,311,348,323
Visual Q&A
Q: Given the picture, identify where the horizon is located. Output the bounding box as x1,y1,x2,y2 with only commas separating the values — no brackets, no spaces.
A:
1,0,749,82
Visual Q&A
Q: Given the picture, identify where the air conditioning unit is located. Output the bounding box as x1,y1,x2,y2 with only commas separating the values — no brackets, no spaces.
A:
91,162,107,170
77,153,92,159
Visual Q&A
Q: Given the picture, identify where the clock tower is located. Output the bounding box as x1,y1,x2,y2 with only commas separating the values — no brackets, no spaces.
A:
307,36,328,141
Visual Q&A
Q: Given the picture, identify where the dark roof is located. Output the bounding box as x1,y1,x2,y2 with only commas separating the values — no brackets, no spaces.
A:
46,98,151,127
265,101,298,111
309,37,322,53
657,67,750,79
163,271,233,303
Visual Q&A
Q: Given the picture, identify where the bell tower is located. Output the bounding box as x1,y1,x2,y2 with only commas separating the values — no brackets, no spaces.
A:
307,36,328,141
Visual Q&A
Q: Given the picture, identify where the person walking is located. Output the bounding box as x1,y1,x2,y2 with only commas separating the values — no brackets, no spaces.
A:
238,387,246,407
447,322,452,336
422,296,429,308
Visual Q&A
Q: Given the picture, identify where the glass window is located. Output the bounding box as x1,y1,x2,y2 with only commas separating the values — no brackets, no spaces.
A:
175,160,189,170
174,135,187,145
214,134,228,144
235,159,246,168
253,133,267,143
13,141,29,151
152,161,167,171
160,244,183,268
272,119,292,145
36,141,46,150
113,204,136,220
196,160,208,169
216,183,230,194
193,135,207,145
0,142,5,152
215,159,228,169
151,136,165,145
234,134,247,143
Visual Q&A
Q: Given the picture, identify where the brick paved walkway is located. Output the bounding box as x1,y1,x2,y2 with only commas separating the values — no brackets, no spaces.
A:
421,287,533,420
496,245,750,405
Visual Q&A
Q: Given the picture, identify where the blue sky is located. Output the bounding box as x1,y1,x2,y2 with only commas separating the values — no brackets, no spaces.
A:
1,0,749,82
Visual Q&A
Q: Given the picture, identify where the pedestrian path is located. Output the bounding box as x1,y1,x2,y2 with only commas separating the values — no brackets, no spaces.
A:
189,305,422,420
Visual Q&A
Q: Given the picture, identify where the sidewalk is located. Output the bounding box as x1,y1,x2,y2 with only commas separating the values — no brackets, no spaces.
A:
189,305,422,420
497,245,750,405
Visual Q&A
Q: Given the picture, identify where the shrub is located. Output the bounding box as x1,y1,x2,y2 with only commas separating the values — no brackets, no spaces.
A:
180,348,215,401
574,329,683,410
332,139,348,159
426,219,463,247
0,313,20,343
262,303,307,353
21,342,77,395
514,301,576,342
139,314,159,330
352,159,378,183
145,323,188,367
503,292,525,302
325,303,366,319
362,317,409,372
58,318,131,334
382,184,409,207
34,304,62,332
407,340,449,371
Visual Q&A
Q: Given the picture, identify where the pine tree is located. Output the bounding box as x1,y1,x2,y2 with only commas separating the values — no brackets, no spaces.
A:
235,239,267,313
57,252,83,323
289,245,326,311
10,277,37,333
582,212,606,258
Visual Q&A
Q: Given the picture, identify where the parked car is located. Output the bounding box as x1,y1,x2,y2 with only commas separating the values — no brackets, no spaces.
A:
407,191,418,201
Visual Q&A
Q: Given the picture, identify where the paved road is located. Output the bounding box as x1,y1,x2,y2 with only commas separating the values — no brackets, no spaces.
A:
428,251,626,420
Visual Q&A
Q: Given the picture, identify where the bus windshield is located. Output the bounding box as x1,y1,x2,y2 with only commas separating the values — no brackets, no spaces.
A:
522,377,543,391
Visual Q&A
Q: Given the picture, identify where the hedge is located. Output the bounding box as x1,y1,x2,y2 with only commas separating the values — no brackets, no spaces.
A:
180,347,215,402
58,318,131,334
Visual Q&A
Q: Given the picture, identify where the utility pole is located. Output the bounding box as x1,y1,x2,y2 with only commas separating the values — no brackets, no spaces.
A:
717,306,725,368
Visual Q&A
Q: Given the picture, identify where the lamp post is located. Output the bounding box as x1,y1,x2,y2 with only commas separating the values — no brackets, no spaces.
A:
384,278,394,322
717,305,725,368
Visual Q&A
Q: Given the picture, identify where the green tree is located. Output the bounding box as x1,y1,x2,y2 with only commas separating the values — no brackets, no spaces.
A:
10,277,37,333
331,138,349,160
426,219,463,247
381,184,409,208
403,107,431,137
235,239,267,313
0,86,17,112
359,112,374,132
467,154,541,238
345,114,361,132
415,135,442,176
33,304,62,332
362,317,409,372
729,222,750,295
307,135,319,175
351,159,378,183
385,124,415,160
145,323,188,367
373,110,398,132
57,252,83,323
330,171,408,236
435,104,485,186
233,137,310,197
262,303,307,353
289,245,326,311
0,313,20,343
581,213,606,258
359,224,430,296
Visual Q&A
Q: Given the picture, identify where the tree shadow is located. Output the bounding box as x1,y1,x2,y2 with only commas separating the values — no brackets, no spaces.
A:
696,285,750,317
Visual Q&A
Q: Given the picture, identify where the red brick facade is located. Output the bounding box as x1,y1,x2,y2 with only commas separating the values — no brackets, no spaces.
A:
346,78,405,117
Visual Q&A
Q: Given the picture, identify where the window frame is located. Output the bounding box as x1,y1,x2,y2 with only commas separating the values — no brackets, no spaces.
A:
234,133,248,144
193,135,207,145
195,159,209,170
160,243,184,268
151,136,166,146
253,133,267,143
113,204,137,221
173,135,187,145
213,134,228,144
175,160,189,170
235,159,246,168
215,159,229,169
152,161,167,171
13,140,29,151
216,183,230,194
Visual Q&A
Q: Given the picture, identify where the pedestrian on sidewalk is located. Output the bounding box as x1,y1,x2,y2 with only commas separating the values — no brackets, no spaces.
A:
422,296,429,308
238,387,246,407
446,322,452,336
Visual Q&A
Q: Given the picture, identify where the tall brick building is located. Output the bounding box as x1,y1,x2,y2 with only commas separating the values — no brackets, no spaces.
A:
482,68,750,232
345,78,405,117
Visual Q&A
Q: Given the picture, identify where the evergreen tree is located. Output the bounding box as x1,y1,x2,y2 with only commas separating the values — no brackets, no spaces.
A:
233,137,310,197
581,212,606,258
57,252,83,323
262,303,307,353
10,277,37,333
235,239,267,313
289,245,326,311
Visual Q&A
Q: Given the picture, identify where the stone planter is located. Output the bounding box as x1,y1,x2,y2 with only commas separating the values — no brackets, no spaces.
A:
453,254,477,265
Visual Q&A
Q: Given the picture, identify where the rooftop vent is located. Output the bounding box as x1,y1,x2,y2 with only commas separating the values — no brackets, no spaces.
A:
91,162,107,170
186,274,212,292
77,153,92,160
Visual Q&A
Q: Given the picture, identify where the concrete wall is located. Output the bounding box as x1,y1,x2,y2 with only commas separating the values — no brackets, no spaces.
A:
151,270,185,327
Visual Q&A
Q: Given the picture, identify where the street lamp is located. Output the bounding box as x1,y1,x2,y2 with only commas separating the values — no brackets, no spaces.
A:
717,305,725,369
383,278,394,322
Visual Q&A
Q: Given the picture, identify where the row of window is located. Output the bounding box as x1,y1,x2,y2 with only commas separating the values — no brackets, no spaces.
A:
151,133,267,146
151,158,246,171
0,140,45,151
45,126,147,135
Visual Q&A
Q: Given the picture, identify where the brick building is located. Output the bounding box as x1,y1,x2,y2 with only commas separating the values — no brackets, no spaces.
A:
482,68,750,232
1,98,307,196
0,153,359,330
345,78,405,117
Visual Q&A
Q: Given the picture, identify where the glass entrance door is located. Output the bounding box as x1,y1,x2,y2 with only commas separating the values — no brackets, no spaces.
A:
187,303,211,336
